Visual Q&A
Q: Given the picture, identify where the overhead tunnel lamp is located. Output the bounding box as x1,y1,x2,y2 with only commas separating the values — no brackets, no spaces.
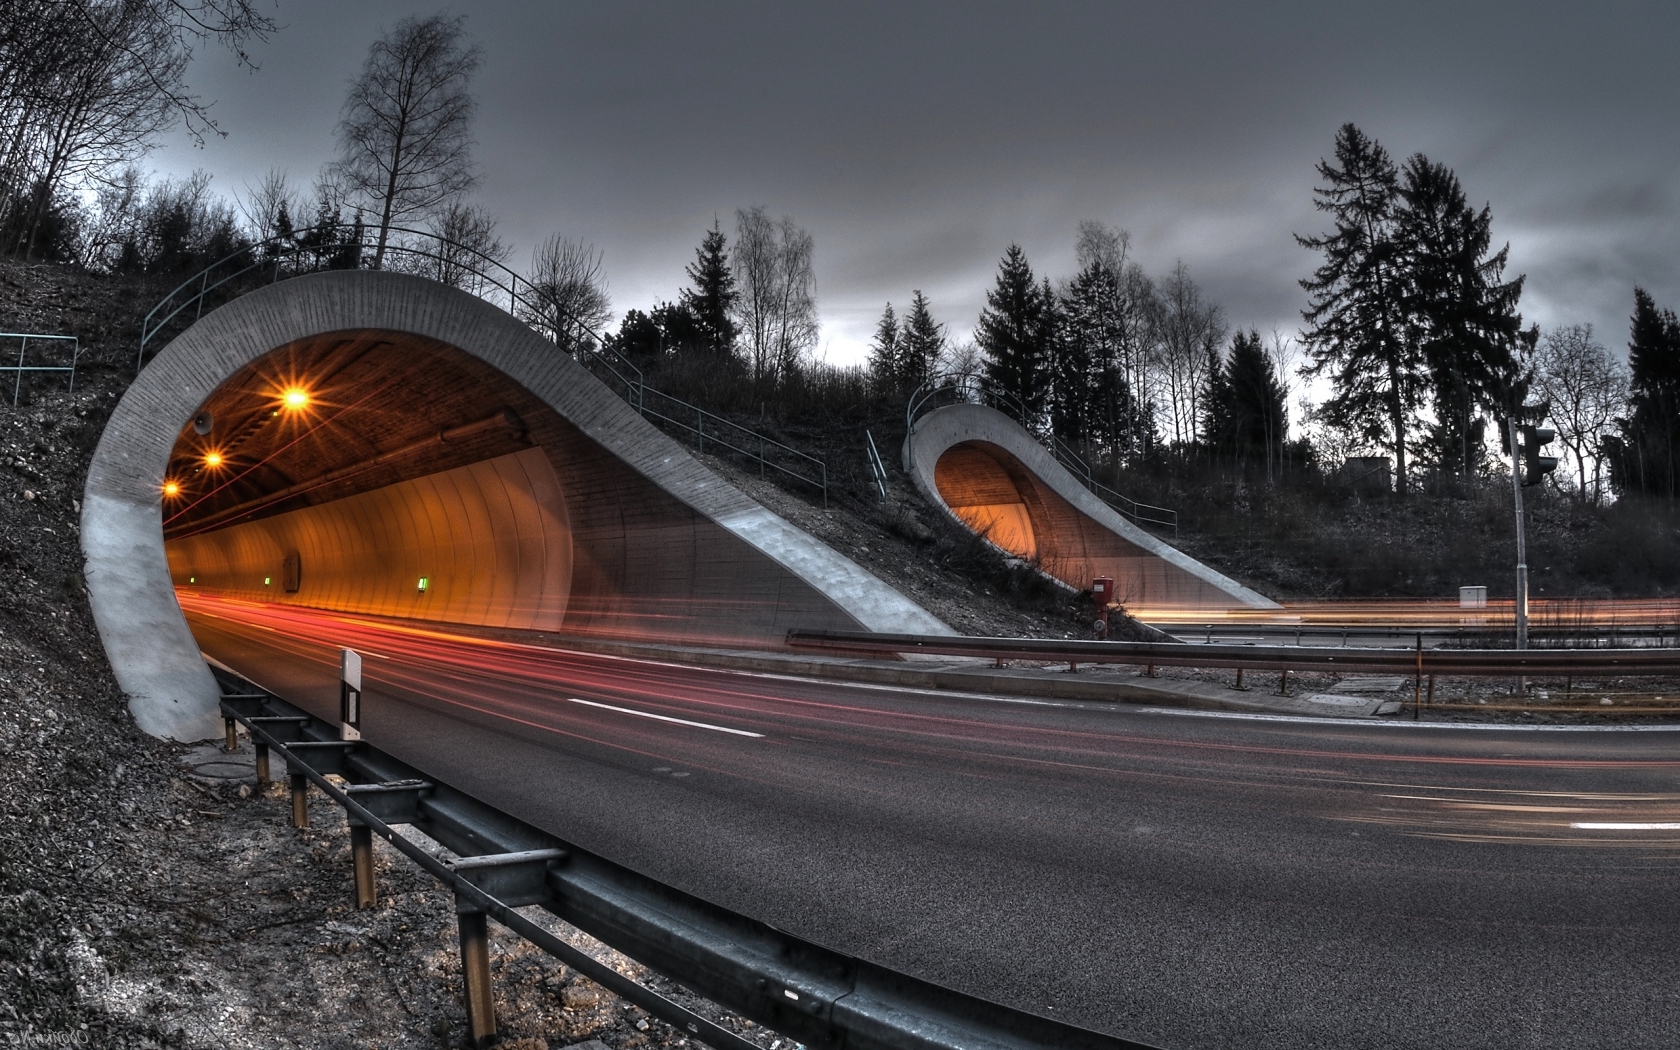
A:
281,386,311,412
203,451,223,468
162,480,181,497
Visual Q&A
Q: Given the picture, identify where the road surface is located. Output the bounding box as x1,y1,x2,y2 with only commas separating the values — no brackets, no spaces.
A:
180,592,1680,1050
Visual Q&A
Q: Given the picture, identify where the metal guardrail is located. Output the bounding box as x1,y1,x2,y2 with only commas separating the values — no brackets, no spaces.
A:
1,332,78,406
785,629,1680,678
1170,621,1680,649
905,372,1176,534
135,225,828,505
214,665,1160,1050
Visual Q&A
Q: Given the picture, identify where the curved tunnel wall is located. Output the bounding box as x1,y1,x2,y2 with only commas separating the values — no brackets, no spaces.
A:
85,271,950,741
167,448,574,630
906,404,1279,618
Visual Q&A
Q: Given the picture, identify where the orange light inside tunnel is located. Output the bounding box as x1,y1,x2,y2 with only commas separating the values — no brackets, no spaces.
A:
203,451,223,468
162,480,181,497
281,386,310,412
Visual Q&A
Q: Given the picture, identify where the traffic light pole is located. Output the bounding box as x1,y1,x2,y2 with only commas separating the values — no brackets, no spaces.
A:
1507,416,1529,653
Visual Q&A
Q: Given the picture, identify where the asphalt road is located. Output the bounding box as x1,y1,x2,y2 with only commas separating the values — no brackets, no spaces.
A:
180,592,1680,1050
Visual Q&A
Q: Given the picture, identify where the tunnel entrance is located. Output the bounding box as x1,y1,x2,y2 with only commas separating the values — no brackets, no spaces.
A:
86,271,950,740
157,326,889,643
933,442,1040,561
162,330,577,630
924,430,1275,616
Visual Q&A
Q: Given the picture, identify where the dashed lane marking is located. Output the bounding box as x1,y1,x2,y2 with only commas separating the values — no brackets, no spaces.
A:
566,697,764,738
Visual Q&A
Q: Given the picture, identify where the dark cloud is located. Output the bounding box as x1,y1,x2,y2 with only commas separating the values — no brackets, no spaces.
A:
152,1,1680,365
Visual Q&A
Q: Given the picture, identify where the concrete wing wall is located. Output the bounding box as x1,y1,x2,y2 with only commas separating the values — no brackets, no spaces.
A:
904,403,1280,617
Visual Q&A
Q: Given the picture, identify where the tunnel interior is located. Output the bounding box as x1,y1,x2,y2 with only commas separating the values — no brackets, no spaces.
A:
163,329,863,643
932,439,1238,614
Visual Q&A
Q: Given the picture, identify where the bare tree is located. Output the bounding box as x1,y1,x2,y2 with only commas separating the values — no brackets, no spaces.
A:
1076,219,1129,277
938,338,983,378
76,162,143,268
335,14,479,268
1267,328,1301,423
37,0,277,144
732,206,819,383
237,168,299,244
1532,323,1629,503
412,199,509,295
522,233,612,354
1154,261,1224,446
0,2,182,258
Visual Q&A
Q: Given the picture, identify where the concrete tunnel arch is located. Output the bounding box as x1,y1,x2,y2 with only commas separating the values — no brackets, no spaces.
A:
83,270,950,741
904,403,1279,618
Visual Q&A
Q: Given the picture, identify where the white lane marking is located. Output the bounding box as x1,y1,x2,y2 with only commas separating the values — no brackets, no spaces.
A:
566,698,764,738
1570,822,1680,831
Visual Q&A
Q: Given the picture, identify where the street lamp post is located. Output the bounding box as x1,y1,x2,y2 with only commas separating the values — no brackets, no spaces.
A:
1507,415,1529,653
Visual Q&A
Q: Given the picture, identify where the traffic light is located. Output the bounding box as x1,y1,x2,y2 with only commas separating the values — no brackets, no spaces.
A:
1519,425,1558,487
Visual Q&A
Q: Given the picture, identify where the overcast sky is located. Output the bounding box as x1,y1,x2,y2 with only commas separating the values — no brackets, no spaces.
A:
149,1,1680,372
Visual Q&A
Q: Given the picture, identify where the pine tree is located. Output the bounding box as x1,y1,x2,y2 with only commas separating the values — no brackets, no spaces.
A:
1063,258,1141,464
1396,155,1527,482
680,220,738,358
977,244,1050,422
899,290,944,392
1205,331,1289,475
1298,124,1425,494
1045,282,1087,443
868,302,900,393
1616,288,1680,499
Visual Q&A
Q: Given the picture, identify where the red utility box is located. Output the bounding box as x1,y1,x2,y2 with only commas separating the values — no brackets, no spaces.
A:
1091,576,1115,606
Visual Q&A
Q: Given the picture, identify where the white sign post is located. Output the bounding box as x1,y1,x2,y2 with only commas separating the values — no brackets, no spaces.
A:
340,648,363,741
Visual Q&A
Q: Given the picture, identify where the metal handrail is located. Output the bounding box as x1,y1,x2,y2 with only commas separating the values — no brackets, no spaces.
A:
2,332,79,406
905,371,1177,534
135,224,827,504
864,429,889,501
637,384,828,507
786,629,1680,677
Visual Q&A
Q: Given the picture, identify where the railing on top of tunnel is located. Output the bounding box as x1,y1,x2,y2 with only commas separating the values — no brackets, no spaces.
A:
905,372,1177,537
136,225,828,507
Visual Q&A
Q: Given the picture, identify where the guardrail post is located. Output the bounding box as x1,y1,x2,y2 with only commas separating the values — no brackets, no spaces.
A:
254,742,270,786
1413,634,1423,719
455,896,497,1046
350,822,377,909
290,771,309,829
224,717,238,752
1278,668,1290,696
